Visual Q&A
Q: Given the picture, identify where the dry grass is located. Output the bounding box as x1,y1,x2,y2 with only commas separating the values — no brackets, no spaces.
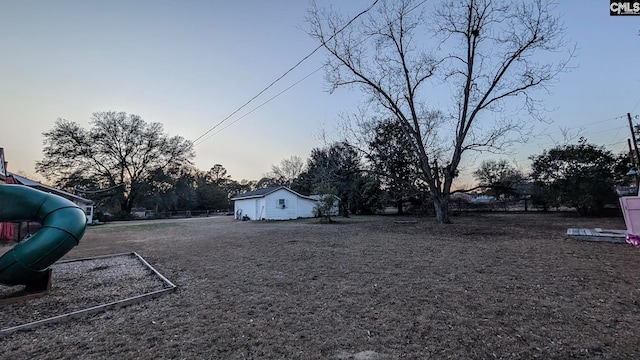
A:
1,212,638,359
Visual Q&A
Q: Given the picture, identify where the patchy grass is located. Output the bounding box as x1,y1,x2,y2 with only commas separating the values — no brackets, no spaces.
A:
89,222,180,233
1,212,638,359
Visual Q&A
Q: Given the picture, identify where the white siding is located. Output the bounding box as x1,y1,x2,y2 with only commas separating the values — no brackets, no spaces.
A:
297,197,317,218
233,187,321,220
234,198,257,220
256,198,266,219
264,189,304,220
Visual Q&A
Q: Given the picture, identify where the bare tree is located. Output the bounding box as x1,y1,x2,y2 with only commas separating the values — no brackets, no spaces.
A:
308,0,572,223
269,155,306,187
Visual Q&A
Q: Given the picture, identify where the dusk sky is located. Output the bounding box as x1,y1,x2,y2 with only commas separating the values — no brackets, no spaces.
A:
1,1,639,186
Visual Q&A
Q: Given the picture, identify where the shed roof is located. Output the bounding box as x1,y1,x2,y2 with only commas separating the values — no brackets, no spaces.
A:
230,186,315,201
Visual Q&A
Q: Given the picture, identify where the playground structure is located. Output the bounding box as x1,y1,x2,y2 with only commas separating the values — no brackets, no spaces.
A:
620,196,640,246
0,183,177,334
0,151,176,333
0,184,86,295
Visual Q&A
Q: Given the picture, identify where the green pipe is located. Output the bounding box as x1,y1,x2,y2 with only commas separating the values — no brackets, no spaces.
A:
0,184,86,286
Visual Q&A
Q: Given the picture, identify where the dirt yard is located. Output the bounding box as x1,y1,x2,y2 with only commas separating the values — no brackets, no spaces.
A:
1,212,639,359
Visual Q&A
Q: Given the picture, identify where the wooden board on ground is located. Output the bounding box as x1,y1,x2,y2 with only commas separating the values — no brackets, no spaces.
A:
0,269,51,305
566,228,627,243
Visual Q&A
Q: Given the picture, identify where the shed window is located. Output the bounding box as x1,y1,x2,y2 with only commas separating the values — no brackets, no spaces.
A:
278,199,286,208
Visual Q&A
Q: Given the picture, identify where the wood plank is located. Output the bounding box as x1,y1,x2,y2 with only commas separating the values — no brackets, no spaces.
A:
566,228,627,243
596,229,627,235
0,269,51,305
0,252,176,336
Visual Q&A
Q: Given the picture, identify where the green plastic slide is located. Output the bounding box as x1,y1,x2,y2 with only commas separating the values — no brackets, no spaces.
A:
0,184,86,286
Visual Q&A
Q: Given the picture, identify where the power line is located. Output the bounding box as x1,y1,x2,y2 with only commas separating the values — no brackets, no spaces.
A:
191,0,381,146
632,98,640,113
454,136,633,178
470,118,633,167
193,67,323,146
527,114,627,143
554,114,626,132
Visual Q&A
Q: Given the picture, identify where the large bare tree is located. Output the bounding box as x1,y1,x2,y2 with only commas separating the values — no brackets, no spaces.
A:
308,0,572,223
36,111,194,214
269,155,306,187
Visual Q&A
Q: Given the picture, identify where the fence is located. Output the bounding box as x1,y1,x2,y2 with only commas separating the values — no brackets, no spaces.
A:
148,209,232,219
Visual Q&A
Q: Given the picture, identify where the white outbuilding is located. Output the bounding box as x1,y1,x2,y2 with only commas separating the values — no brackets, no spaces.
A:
231,186,329,220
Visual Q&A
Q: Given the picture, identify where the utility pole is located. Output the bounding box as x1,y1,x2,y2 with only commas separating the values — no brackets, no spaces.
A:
628,113,640,190
628,113,640,169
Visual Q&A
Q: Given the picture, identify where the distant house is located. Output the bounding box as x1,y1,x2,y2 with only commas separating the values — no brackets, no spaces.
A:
9,173,95,224
1,148,94,242
231,186,336,220
471,195,496,203
130,208,148,219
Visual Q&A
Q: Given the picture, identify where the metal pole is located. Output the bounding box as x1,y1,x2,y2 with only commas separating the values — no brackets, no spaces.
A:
628,113,640,168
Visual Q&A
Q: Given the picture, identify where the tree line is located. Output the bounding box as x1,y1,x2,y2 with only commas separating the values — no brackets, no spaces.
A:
473,138,633,216
36,112,633,220
36,112,385,219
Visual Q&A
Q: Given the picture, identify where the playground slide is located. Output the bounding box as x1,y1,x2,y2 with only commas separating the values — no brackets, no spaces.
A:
0,184,86,286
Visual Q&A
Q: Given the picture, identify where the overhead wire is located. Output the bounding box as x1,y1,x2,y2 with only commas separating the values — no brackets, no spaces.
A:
190,0,433,146
631,97,640,113
457,132,634,180
550,114,626,132
472,113,633,166
193,67,324,146
191,0,381,146
192,0,628,183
